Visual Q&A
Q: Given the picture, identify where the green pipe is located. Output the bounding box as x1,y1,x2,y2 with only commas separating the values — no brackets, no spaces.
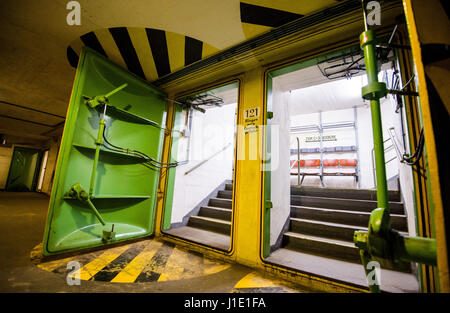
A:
89,118,106,196
360,30,389,211
369,99,389,210
105,83,128,98
85,197,106,226
396,235,437,266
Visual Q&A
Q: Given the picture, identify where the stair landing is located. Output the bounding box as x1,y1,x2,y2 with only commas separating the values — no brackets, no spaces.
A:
164,226,230,251
266,248,419,293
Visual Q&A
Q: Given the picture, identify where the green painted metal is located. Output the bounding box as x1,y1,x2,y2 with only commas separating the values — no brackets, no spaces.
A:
162,103,183,230
162,81,239,232
262,45,361,258
262,75,273,258
6,147,42,192
42,47,168,255
361,30,389,211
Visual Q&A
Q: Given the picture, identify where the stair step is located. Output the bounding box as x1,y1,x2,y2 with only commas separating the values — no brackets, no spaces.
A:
217,190,233,199
291,195,404,214
290,218,365,242
290,218,410,242
282,232,360,262
208,197,232,209
187,215,231,235
291,186,400,202
225,183,233,191
199,206,232,221
290,206,407,232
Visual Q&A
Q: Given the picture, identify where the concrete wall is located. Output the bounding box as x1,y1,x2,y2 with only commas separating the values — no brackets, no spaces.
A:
0,146,13,189
269,78,291,246
170,103,236,224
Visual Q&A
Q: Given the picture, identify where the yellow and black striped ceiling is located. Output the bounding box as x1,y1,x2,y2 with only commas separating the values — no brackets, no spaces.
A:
66,0,339,82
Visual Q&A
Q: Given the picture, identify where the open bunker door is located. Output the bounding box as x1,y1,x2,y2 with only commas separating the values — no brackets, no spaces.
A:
42,47,170,256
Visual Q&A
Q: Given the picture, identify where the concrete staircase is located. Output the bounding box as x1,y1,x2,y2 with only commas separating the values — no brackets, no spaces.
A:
283,186,408,264
164,182,232,250
265,185,419,292
186,183,233,235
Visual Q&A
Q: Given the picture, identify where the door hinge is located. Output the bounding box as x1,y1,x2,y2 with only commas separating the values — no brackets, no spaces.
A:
265,200,273,209
267,111,274,120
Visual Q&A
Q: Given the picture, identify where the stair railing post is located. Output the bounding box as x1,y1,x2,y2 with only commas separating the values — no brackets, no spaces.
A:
297,137,301,186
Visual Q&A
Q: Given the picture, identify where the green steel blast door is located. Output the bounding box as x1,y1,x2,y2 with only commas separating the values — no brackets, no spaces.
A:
42,47,168,256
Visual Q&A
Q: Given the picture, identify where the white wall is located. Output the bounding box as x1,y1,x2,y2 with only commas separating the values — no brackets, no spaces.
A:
42,136,62,195
170,103,236,224
270,78,291,246
288,94,416,235
0,146,13,189
290,107,373,189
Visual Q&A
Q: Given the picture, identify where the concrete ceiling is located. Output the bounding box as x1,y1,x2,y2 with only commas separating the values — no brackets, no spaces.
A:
281,65,394,116
0,0,342,142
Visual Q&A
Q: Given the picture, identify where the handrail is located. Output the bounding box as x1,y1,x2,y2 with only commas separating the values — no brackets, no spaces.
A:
184,142,232,175
388,127,405,162
371,127,402,188
296,137,301,185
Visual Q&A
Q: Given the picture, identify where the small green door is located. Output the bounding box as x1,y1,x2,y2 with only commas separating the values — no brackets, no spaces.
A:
6,147,42,191
42,47,168,256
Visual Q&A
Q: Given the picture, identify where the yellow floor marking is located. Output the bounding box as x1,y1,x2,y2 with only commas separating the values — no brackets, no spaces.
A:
203,264,231,275
203,257,232,275
234,272,290,289
37,256,76,272
157,247,189,282
70,245,130,281
158,248,231,282
110,241,163,283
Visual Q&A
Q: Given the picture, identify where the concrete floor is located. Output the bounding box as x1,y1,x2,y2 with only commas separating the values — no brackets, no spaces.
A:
0,192,305,293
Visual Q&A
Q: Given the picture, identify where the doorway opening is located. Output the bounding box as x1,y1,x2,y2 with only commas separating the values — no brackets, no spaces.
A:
162,82,239,252
5,147,43,192
263,46,420,292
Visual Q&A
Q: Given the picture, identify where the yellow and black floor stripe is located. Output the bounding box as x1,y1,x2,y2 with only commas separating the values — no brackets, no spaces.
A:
32,239,231,284
31,238,303,292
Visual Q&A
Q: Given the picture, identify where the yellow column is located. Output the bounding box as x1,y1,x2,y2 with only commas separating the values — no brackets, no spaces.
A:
403,0,449,292
234,67,265,267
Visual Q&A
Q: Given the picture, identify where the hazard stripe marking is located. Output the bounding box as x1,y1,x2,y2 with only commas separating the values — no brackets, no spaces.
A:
34,239,233,284
109,27,147,80
111,240,163,283
72,245,130,281
134,242,175,282
91,242,148,282
232,272,302,293
239,2,303,28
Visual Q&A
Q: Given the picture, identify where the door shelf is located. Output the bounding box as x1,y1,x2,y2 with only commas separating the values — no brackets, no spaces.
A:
106,106,161,127
72,143,147,161
63,195,150,200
